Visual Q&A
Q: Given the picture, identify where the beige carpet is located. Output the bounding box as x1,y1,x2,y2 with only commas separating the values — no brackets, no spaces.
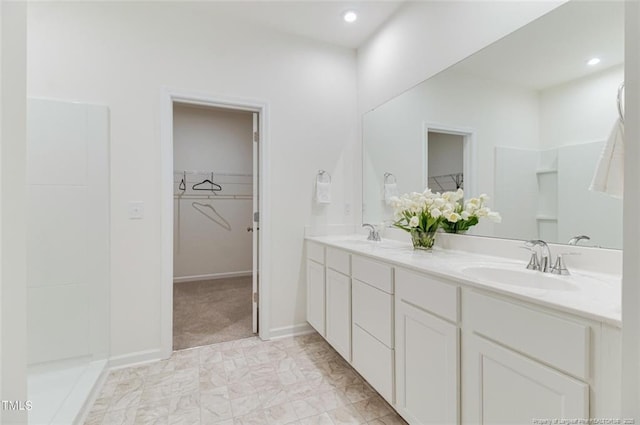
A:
173,276,254,350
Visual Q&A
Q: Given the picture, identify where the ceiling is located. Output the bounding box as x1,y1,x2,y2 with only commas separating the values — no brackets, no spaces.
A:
196,1,405,49
453,1,624,90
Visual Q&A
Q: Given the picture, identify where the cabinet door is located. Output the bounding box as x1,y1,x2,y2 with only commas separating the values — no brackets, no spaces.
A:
326,269,351,361
306,259,325,336
462,333,589,424
395,300,458,425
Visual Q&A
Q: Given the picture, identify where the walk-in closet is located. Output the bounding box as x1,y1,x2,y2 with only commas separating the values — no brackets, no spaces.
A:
172,103,256,350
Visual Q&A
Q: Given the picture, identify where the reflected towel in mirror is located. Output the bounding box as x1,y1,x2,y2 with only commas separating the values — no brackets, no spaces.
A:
590,118,624,199
384,183,399,204
316,181,331,204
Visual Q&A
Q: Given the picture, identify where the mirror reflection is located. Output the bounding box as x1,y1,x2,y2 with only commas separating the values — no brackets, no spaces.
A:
363,1,624,249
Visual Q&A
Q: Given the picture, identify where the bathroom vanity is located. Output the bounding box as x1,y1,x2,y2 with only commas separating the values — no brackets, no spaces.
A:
305,235,622,425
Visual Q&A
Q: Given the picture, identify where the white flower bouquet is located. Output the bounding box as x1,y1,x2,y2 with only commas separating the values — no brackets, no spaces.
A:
389,188,502,249
439,189,502,233
389,189,458,249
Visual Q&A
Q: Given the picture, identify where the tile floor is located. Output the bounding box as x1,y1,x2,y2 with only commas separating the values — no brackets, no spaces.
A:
84,333,408,425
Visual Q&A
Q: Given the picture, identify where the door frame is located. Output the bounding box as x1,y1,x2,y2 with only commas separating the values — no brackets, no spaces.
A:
160,87,271,357
423,123,477,197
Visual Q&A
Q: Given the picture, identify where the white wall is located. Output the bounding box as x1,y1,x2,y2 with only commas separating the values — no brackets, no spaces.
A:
540,65,624,149
357,1,565,114
362,70,540,230
173,105,253,280
27,2,358,358
26,99,110,365
1,2,28,424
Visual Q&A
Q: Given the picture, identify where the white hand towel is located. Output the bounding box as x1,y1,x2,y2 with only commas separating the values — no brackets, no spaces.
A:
316,181,331,204
590,118,624,199
384,183,399,204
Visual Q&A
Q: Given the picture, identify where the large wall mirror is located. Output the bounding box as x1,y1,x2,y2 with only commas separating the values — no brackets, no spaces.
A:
363,1,624,249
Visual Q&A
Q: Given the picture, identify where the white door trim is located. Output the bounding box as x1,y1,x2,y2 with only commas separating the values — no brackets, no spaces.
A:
160,87,271,358
423,123,477,198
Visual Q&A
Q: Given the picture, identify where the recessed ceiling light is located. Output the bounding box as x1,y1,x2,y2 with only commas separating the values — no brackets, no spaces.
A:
343,11,358,23
587,57,601,66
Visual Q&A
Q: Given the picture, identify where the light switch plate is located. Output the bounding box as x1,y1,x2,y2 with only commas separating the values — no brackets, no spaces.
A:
128,201,144,219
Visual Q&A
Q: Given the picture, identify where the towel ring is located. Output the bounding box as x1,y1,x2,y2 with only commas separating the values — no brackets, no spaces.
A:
384,172,396,184
617,82,625,123
317,170,331,183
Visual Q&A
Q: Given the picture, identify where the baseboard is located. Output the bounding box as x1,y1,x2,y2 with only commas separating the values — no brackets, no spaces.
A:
108,348,166,370
173,271,252,283
268,322,315,340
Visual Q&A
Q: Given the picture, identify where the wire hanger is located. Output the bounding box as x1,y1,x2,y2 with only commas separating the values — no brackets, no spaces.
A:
192,172,222,192
192,202,231,231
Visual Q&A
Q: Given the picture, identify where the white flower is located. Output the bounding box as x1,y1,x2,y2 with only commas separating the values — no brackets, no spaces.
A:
461,211,470,220
476,207,490,217
409,216,419,227
446,212,461,223
487,211,502,223
431,208,442,218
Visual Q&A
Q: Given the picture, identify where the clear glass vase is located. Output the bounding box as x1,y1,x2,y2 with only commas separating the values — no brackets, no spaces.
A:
410,228,437,250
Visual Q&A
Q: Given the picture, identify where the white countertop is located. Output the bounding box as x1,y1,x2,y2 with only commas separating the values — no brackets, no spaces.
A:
306,234,622,328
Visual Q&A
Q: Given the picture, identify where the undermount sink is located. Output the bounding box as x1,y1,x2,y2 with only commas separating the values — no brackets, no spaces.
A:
461,265,579,291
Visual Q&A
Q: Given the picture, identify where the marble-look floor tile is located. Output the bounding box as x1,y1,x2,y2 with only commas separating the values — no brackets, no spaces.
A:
365,413,408,425
264,401,298,425
351,396,393,422
101,406,138,425
168,407,200,425
232,409,268,425
327,404,365,425
85,333,411,425
299,412,336,425
292,396,324,419
230,393,262,417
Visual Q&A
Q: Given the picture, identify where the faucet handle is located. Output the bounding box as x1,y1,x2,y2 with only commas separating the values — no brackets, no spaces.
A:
526,252,540,271
550,252,580,275
550,255,569,275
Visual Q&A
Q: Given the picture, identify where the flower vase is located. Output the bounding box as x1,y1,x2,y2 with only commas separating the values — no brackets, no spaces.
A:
410,228,437,251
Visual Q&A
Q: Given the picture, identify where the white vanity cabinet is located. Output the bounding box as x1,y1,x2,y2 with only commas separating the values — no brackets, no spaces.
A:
352,256,395,403
394,268,459,425
304,237,621,424
461,290,597,423
325,248,352,362
306,242,325,336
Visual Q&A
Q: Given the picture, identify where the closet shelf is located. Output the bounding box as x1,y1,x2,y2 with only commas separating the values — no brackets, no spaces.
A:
174,194,252,200
174,170,252,178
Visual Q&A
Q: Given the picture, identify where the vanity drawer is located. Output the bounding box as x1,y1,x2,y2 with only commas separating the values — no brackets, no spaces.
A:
307,242,325,264
353,279,393,348
352,256,393,294
395,268,458,323
327,248,350,275
352,324,394,404
466,291,590,380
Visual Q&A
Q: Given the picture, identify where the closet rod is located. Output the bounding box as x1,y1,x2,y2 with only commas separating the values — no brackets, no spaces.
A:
174,194,252,200
174,170,252,178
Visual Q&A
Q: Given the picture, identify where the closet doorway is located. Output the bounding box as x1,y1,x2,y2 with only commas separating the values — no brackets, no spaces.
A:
172,102,259,350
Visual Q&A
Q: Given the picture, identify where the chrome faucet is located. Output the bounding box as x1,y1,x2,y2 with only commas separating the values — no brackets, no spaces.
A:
568,235,590,245
524,240,551,272
362,223,381,241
